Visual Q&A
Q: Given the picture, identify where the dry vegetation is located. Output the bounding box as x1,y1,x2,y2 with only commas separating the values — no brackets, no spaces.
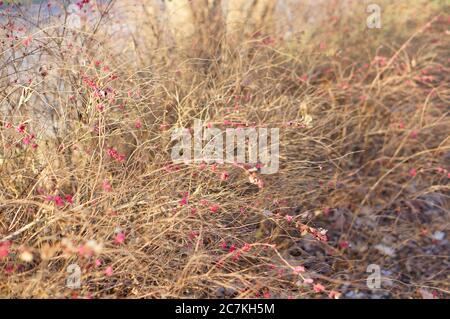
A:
0,0,449,299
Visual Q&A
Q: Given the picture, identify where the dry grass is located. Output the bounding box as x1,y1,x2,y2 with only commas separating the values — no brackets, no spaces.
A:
0,0,449,298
